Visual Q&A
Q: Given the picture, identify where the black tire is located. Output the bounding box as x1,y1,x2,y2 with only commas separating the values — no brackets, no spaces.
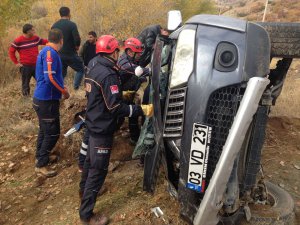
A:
240,181,295,225
239,106,269,193
219,106,269,225
257,22,300,58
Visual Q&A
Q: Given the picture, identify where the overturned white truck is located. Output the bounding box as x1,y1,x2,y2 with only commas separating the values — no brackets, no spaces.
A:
138,11,299,225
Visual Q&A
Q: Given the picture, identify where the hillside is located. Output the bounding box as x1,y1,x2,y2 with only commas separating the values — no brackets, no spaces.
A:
0,66,299,224
216,0,300,22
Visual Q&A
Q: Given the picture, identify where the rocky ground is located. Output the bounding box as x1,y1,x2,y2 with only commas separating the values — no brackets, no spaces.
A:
0,71,299,224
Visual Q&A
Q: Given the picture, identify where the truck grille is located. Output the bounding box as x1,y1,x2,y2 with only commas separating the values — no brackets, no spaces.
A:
163,87,187,137
205,84,244,185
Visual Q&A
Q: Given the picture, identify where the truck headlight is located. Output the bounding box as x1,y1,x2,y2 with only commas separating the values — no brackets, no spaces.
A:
170,29,196,88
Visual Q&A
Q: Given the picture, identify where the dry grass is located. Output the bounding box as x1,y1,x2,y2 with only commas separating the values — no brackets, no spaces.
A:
0,74,86,161
270,59,300,118
1,0,176,85
12,120,37,137
222,0,300,22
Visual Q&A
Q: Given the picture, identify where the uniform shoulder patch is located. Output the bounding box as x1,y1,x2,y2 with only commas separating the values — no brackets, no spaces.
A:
46,50,53,63
110,85,119,94
46,57,53,62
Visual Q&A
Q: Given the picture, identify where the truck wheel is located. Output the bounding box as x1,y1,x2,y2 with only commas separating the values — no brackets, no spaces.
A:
258,22,300,58
240,181,295,225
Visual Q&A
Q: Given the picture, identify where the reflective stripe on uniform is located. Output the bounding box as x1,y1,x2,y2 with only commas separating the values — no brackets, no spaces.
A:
46,50,65,94
81,142,88,149
80,149,87,156
129,105,133,117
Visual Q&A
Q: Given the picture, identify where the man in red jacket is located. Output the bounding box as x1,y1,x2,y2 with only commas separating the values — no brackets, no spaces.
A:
9,24,48,96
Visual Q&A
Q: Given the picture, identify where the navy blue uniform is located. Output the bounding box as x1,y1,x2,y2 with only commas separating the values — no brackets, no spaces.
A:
118,53,148,91
117,53,149,142
79,55,143,222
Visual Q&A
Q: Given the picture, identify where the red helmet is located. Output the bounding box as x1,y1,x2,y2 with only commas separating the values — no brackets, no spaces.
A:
124,37,143,53
96,35,120,54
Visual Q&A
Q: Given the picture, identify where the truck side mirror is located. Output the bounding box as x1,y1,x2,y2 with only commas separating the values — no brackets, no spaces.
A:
168,10,182,31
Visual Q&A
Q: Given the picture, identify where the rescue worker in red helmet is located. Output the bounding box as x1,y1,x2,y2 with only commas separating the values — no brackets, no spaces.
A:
117,37,150,145
79,35,153,225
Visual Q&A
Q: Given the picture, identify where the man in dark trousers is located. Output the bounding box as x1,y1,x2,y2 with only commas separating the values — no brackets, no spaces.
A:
117,37,149,145
52,6,84,90
137,24,169,67
77,31,97,172
33,28,70,177
79,35,153,225
9,24,48,96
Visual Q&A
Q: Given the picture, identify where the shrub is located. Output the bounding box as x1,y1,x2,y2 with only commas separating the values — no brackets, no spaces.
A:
250,2,265,14
239,1,246,7
246,14,258,21
31,2,48,19
237,11,248,17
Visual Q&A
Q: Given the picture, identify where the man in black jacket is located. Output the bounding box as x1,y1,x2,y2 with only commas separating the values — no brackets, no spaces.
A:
79,31,97,68
79,35,153,225
137,24,169,67
117,37,149,145
52,6,84,90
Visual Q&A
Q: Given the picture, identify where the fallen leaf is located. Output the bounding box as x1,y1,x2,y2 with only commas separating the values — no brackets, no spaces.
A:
109,161,120,172
293,164,300,170
8,163,15,168
4,205,11,210
21,146,29,153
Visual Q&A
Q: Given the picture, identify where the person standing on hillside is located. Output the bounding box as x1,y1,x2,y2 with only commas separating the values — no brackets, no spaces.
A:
51,6,84,90
79,31,97,69
79,35,153,225
33,28,70,178
137,24,169,67
8,24,48,96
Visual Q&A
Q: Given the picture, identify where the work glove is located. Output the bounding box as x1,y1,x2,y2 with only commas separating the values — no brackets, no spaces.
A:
122,90,135,101
141,104,154,117
135,66,144,77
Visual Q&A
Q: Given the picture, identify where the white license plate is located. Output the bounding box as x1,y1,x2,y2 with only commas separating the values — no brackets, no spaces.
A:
186,123,212,193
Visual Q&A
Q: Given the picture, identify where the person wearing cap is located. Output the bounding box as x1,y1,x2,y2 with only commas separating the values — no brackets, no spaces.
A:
8,23,48,96
137,24,169,67
79,35,153,225
117,37,149,145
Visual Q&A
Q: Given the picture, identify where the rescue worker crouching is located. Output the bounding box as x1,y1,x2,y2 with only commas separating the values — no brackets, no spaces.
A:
117,37,150,145
79,35,153,225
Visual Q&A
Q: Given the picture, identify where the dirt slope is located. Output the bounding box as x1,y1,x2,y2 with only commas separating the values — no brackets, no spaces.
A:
0,79,186,225
216,0,300,22
0,73,299,225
